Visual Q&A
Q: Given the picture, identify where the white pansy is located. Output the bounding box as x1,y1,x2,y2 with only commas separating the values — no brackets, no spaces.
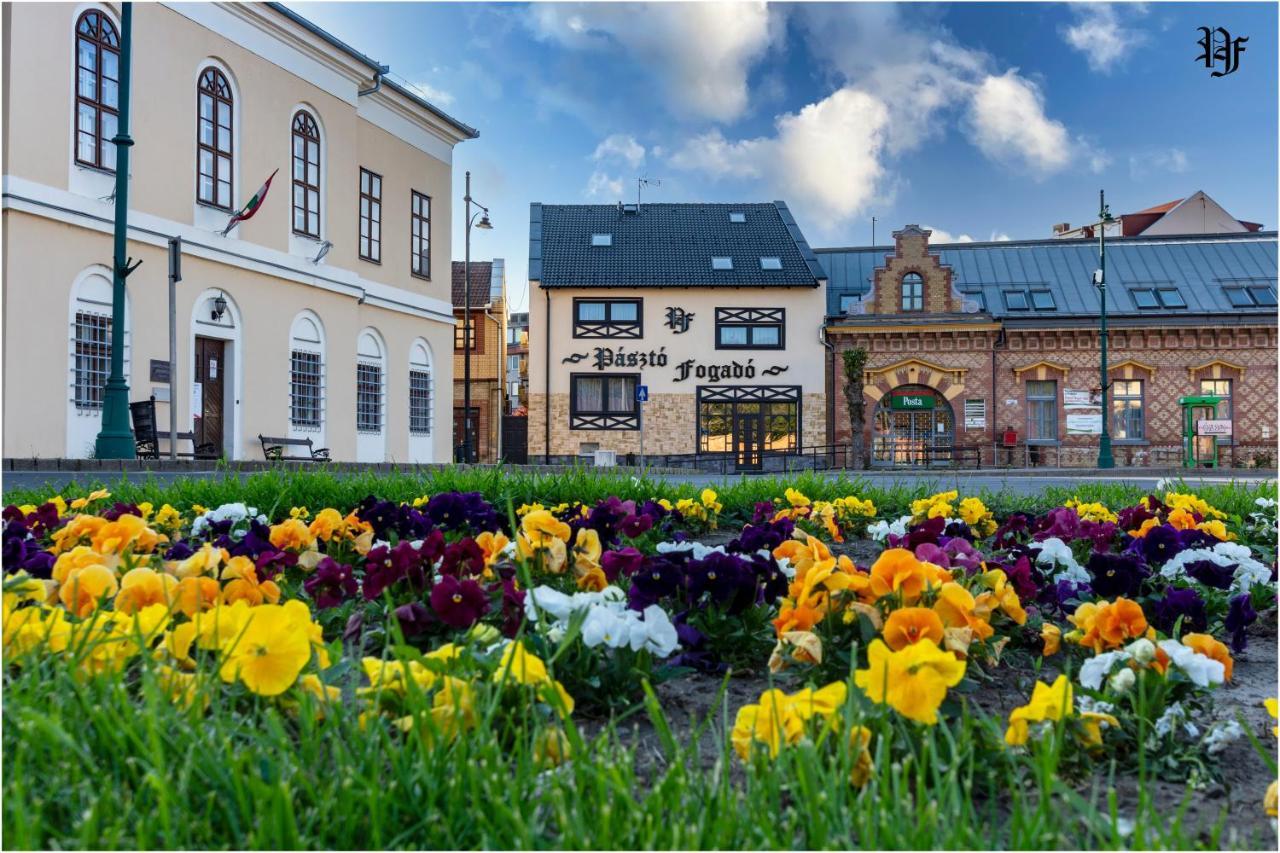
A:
1159,541,1273,595
524,586,574,624
635,605,679,657
1157,639,1225,688
582,607,628,649
1255,497,1276,509
656,541,696,555
1078,696,1117,716
1203,719,1244,754
546,626,566,644
1080,650,1130,690
776,556,796,579
190,501,253,536
1033,537,1090,584
1125,638,1156,664
1107,668,1136,694
868,515,910,543
500,539,518,558
523,583,680,657
1153,701,1199,740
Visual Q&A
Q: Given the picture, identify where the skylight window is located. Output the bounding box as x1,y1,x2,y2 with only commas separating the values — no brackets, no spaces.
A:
590,233,612,247
959,289,986,311
1157,288,1186,308
1003,290,1028,310
711,257,733,270
1030,289,1056,310
1224,287,1254,308
760,257,782,270
1249,285,1278,306
1131,289,1160,309
729,212,746,223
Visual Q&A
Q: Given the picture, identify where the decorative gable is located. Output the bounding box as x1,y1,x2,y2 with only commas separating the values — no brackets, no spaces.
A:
869,225,958,315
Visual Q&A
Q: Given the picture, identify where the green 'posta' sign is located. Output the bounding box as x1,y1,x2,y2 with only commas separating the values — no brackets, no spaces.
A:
890,393,935,410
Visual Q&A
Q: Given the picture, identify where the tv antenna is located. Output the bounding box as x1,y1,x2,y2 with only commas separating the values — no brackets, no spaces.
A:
638,176,662,206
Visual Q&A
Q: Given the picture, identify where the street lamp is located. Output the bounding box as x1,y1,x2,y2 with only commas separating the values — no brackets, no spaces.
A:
95,1,138,459
1092,189,1117,470
462,170,492,463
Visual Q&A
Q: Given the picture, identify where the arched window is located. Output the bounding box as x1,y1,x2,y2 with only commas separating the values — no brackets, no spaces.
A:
409,340,433,435
74,9,120,171
901,272,924,311
291,110,321,237
356,330,385,434
289,312,325,430
197,68,234,209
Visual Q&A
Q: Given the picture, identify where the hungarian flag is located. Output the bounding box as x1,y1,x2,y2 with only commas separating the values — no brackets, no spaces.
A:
221,168,278,236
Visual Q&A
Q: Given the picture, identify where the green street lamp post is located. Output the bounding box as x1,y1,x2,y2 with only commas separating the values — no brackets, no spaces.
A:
94,1,138,459
1094,189,1116,470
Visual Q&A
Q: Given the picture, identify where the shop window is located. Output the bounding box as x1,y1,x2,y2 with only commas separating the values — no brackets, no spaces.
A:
697,386,801,456
715,307,784,349
1026,380,1057,442
569,373,638,430
901,273,924,311
572,298,642,339
1111,379,1144,441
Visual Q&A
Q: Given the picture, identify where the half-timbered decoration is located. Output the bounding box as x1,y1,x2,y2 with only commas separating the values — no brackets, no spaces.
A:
529,201,828,470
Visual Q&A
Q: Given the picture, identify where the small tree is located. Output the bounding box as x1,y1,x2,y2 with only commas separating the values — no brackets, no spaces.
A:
842,347,870,470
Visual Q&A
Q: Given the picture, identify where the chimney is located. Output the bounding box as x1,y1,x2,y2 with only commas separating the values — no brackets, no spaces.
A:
1052,222,1071,235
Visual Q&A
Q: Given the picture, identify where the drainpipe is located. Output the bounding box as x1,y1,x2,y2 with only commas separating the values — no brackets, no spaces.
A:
358,64,390,97
992,326,1006,466
544,288,551,464
821,322,835,452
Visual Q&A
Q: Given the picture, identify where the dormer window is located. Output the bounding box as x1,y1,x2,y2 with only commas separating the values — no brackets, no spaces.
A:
590,233,612,247
759,257,782,270
711,257,733,270
900,272,923,311
729,212,746,223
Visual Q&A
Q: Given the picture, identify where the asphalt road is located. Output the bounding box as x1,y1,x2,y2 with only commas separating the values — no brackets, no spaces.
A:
1,465,1273,499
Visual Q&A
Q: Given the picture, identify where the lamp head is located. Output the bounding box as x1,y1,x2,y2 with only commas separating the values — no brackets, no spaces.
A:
476,213,493,230
211,292,229,321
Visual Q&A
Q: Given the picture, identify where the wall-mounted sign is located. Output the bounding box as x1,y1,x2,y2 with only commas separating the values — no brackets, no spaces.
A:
191,382,203,418
1066,412,1103,435
149,359,171,383
562,346,669,370
890,393,935,410
674,358,786,383
636,384,649,403
664,307,695,334
1064,388,1101,409
1197,419,1233,436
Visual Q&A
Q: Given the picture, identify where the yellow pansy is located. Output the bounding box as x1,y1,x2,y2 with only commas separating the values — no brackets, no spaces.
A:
854,638,966,725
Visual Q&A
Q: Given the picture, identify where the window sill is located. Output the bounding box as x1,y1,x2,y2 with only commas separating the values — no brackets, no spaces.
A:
1112,439,1150,446
360,255,382,266
411,271,432,282
1025,440,1061,446
197,200,234,214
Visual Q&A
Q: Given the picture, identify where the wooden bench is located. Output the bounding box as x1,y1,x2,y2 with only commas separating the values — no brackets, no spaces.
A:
130,397,219,460
259,434,330,462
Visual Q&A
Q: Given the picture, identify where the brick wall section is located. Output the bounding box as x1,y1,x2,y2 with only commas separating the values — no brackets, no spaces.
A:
871,226,957,315
528,392,827,458
828,325,1278,467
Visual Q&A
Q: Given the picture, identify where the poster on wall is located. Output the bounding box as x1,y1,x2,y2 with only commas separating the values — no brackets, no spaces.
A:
191,382,203,419
1066,412,1103,434
1064,389,1101,408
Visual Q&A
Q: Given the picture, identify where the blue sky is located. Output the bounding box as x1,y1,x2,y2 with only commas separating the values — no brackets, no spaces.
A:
290,1,1278,312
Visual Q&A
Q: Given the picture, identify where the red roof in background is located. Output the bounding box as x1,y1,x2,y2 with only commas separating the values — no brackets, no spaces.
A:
1128,198,1184,216
451,261,493,308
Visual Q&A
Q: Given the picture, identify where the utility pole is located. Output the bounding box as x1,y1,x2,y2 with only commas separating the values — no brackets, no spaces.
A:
168,236,181,459
463,171,473,464
1095,190,1116,469
872,216,877,246
95,1,138,459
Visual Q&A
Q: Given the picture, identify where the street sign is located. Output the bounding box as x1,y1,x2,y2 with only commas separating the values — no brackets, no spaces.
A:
636,384,649,403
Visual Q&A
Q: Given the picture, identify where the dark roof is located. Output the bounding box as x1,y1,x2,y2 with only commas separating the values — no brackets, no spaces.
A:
530,201,826,288
451,262,492,307
818,231,1278,322
265,3,479,140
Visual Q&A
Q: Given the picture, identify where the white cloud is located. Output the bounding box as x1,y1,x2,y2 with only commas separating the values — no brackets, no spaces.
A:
966,72,1076,177
407,80,455,107
922,225,974,244
1062,5,1148,74
592,134,646,169
670,87,890,224
585,170,625,199
1129,147,1189,179
990,231,1012,241
528,2,775,122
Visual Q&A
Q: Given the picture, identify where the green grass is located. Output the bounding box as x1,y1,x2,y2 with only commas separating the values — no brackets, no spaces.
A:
4,465,1275,526
3,648,1249,850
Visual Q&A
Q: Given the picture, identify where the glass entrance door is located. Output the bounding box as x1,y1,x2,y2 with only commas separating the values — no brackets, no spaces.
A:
872,386,955,466
734,405,763,471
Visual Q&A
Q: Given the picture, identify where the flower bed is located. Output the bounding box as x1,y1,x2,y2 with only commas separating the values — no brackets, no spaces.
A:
3,481,1278,849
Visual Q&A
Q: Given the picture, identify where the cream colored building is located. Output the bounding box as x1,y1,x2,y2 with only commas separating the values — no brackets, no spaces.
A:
528,202,829,471
2,2,476,462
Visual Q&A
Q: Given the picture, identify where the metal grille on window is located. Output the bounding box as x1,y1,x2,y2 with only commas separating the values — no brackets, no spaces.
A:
409,369,432,435
73,311,111,409
356,362,383,433
75,10,120,171
197,68,233,208
290,350,322,428
411,191,430,277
